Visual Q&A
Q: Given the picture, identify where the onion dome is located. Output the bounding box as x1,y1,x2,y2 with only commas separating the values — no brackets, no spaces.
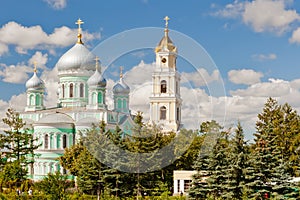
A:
113,68,130,95
155,16,177,53
56,19,95,74
56,43,95,73
26,63,44,90
87,57,107,87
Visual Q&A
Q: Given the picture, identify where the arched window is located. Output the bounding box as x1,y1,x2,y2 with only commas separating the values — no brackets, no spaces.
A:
62,84,65,98
92,92,97,104
29,94,34,106
161,80,167,93
177,107,180,121
35,94,40,106
69,83,73,98
44,134,49,149
160,106,167,120
63,135,67,148
98,92,103,104
117,99,122,109
123,99,127,109
80,83,84,98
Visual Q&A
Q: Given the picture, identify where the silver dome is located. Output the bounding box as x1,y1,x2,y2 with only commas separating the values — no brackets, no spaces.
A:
87,69,107,87
56,43,95,72
25,72,44,89
113,78,130,95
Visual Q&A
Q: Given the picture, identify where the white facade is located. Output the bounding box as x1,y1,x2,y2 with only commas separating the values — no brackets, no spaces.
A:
150,23,182,132
173,170,197,196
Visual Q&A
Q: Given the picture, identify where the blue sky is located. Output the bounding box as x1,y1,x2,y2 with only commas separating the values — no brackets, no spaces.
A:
1,0,300,138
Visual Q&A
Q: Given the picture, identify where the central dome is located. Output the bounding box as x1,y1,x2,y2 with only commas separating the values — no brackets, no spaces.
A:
56,43,95,74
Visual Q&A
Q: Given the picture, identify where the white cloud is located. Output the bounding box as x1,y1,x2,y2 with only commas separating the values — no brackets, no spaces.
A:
43,0,67,9
230,78,290,97
252,53,277,61
289,27,300,43
228,69,263,85
0,63,31,84
0,21,100,55
28,51,48,70
212,0,245,19
212,0,300,34
181,68,220,87
243,0,299,34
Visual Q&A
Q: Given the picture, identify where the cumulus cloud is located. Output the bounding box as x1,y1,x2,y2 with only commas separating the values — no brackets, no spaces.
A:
243,0,299,34
230,78,290,97
289,27,300,43
212,0,300,34
0,21,100,55
212,0,245,19
228,69,263,85
43,0,67,10
0,63,31,84
252,53,277,61
181,68,220,87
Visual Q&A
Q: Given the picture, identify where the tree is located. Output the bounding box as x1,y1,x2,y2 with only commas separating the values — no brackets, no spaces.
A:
223,122,248,200
0,108,40,185
189,120,230,199
36,171,73,200
256,98,300,176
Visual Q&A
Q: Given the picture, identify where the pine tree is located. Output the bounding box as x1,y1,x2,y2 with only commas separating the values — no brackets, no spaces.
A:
0,108,40,184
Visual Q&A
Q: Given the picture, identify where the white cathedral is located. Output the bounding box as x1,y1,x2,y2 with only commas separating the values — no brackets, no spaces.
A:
20,17,182,180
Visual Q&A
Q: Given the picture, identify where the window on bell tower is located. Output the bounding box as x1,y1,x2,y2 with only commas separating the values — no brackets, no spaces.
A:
160,106,167,120
161,80,167,93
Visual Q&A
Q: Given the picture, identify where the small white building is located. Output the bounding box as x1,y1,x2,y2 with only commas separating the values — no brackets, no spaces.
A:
173,170,197,196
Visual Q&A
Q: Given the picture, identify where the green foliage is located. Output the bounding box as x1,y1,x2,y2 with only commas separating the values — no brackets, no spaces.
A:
35,171,73,200
0,108,40,165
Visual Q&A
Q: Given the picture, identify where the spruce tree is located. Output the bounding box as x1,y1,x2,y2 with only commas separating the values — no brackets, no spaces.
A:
0,108,40,183
223,122,247,200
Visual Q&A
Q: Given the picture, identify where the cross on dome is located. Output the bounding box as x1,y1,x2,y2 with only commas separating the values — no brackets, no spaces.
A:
120,66,123,78
75,18,84,44
33,61,37,73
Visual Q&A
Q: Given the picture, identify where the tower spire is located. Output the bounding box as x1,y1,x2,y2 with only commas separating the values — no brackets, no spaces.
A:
75,18,84,44
33,61,37,73
94,56,100,73
119,66,123,78
164,16,170,36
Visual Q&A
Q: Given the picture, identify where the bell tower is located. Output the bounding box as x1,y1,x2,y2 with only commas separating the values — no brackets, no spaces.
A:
149,16,182,132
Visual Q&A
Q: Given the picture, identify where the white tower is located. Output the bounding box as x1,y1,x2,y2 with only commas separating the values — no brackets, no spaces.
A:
150,16,182,132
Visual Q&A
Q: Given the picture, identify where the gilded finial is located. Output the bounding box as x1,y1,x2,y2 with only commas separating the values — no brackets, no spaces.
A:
120,66,123,78
33,61,37,73
163,16,170,36
95,56,100,72
75,18,84,44
164,16,170,28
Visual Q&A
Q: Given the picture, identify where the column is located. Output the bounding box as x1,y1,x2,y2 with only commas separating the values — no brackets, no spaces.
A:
173,179,178,195
179,179,184,194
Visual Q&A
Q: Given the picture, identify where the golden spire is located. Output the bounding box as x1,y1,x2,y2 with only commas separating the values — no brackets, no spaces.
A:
95,56,100,72
75,18,84,44
120,66,123,78
33,61,37,73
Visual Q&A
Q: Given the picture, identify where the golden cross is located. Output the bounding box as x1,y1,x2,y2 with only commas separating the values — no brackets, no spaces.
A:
76,18,84,31
33,61,37,73
120,66,123,78
164,16,170,28
94,56,100,70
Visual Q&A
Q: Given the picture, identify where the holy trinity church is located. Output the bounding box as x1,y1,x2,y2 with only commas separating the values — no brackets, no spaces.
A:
20,17,182,181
